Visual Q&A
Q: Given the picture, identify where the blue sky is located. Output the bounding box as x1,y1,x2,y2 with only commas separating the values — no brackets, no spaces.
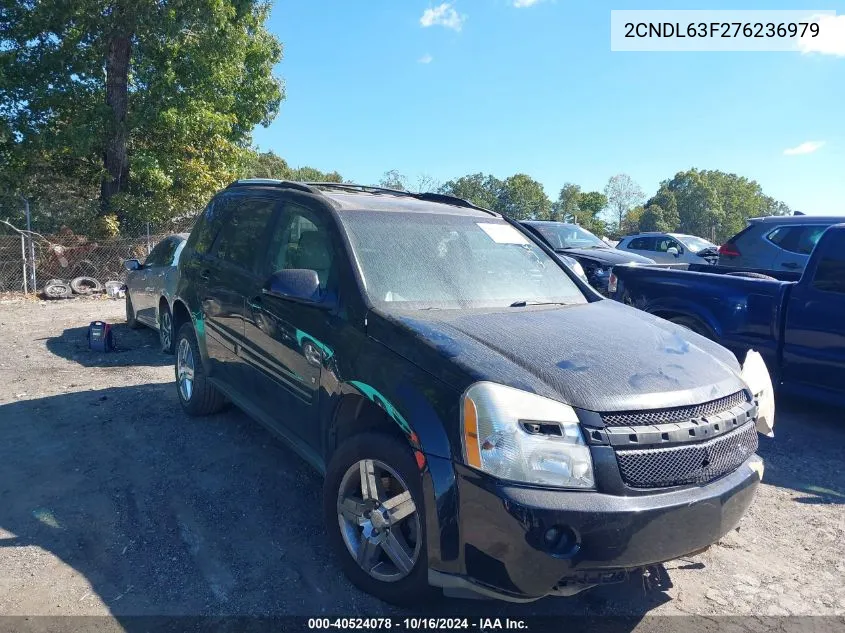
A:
253,0,845,215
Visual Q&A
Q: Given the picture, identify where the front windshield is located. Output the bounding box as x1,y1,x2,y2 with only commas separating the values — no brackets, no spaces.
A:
676,235,717,253
342,212,588,310
531,223,606,250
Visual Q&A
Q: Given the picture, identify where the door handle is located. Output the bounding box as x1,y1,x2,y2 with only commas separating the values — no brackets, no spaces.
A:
781,262,800,269
200,269,211,280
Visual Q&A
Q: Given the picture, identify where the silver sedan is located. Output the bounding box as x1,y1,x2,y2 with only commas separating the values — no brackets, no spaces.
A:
123,233,188,354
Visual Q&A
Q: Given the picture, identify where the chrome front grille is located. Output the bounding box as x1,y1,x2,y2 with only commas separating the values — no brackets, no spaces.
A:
601,390,750,427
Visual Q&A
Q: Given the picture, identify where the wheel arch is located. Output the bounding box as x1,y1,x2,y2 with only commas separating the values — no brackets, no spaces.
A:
326,380,453,463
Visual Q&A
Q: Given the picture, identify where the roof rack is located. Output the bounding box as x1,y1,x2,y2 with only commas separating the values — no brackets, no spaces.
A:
226,179,320,194
306,182,499,217
225,179,498,217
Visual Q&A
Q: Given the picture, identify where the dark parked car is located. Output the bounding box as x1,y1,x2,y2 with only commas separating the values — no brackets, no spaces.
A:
718,214,845,273
521,221,654,294
168,180,772,604
123,233,188,353
610,224,845,406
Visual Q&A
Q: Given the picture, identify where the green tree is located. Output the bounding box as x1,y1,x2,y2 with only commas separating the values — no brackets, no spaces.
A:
639,204,670,232
497,174,552,220
379,169,409,191
552,183,581,222
646,185,680,230
1,0,284,232
439,173,503,210
620,205,645,236
574,191,608,235
604,174,644,233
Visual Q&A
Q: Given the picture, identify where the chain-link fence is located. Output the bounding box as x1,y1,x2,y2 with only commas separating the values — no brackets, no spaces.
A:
0,218,197,294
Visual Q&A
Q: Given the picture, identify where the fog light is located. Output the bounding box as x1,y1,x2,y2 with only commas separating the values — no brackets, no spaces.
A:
543,525,580,557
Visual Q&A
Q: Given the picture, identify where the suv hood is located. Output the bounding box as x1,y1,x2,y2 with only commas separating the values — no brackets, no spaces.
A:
560,247,655,265
372,300,745,412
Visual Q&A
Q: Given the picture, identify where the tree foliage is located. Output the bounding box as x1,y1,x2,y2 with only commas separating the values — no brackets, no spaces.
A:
574,191,608,236
497,174,552,220
552,183,581,222
1,0,284,234
604,174,644,233
247,152,342,183
640,169,792,242
439,173,503,210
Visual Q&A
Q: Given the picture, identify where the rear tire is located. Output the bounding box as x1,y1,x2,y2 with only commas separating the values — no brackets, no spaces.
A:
125,293,140,328
159,303,175,354
323,433,436,606
175,322,226,416
669,315,713,340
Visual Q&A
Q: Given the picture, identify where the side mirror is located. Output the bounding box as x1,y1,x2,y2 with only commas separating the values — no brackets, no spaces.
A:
263,269,327,305
124,259,141,271
666,246,680,257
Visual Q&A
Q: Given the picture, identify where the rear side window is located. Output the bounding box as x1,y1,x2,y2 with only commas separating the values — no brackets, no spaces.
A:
213,196,278,271
628,236,655,251
812,230,845,294
144,238,177,267
767,225,828,255
191,198,230,255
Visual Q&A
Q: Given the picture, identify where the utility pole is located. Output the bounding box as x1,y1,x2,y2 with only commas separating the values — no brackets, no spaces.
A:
19,195,36,292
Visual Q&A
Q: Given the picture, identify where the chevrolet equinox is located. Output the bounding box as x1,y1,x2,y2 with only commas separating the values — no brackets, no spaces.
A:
169,180,774,605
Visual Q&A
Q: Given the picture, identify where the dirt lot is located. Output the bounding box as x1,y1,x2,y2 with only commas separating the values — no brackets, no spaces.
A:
0,296,843,624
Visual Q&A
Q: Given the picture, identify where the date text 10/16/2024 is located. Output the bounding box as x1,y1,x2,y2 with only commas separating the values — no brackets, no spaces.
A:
308,618,528,630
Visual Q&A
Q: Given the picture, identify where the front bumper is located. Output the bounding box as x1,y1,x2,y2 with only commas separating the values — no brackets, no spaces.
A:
431,455,761,601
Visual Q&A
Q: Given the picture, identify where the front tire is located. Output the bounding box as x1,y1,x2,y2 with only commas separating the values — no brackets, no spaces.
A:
125,293,140,329
175,322,226,416
323,433,436,606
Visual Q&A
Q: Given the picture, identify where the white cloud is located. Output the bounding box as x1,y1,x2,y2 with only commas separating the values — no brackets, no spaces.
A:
418,53,434,64
798,14,845,57
420,3,466,31
783,141,826,156
513,0,545,7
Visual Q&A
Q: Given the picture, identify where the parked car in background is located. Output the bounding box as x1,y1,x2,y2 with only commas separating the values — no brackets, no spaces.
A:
521,221,654,294
617,233,719,265
123,233,189,354
168,180,771,605
718,214,845,274
610,224,845,406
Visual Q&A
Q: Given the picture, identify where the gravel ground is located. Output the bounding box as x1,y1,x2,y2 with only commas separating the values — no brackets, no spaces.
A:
0,295,843,625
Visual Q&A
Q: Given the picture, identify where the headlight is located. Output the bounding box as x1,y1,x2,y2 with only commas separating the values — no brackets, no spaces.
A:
571,261,587,281
461,382,594,489
740,350,775,437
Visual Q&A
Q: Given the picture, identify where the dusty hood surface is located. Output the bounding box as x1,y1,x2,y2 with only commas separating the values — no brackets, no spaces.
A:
559,247,655,265
379,300,745,412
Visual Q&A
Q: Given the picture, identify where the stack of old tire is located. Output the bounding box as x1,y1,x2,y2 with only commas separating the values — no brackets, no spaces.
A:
42,276,108,299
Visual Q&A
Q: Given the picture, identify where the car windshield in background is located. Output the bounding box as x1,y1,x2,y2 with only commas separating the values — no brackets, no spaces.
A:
342,212,588,310
533,223,606,250
677,235,717,253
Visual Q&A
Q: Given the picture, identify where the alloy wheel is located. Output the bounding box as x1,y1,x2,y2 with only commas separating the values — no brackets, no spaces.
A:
177,338,195,402
337,459,421,582
160,310,172,351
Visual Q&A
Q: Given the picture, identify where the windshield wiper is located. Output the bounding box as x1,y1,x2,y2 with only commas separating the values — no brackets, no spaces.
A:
509,300,570,307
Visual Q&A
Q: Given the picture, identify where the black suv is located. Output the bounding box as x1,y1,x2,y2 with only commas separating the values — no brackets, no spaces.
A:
169,180,769,604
